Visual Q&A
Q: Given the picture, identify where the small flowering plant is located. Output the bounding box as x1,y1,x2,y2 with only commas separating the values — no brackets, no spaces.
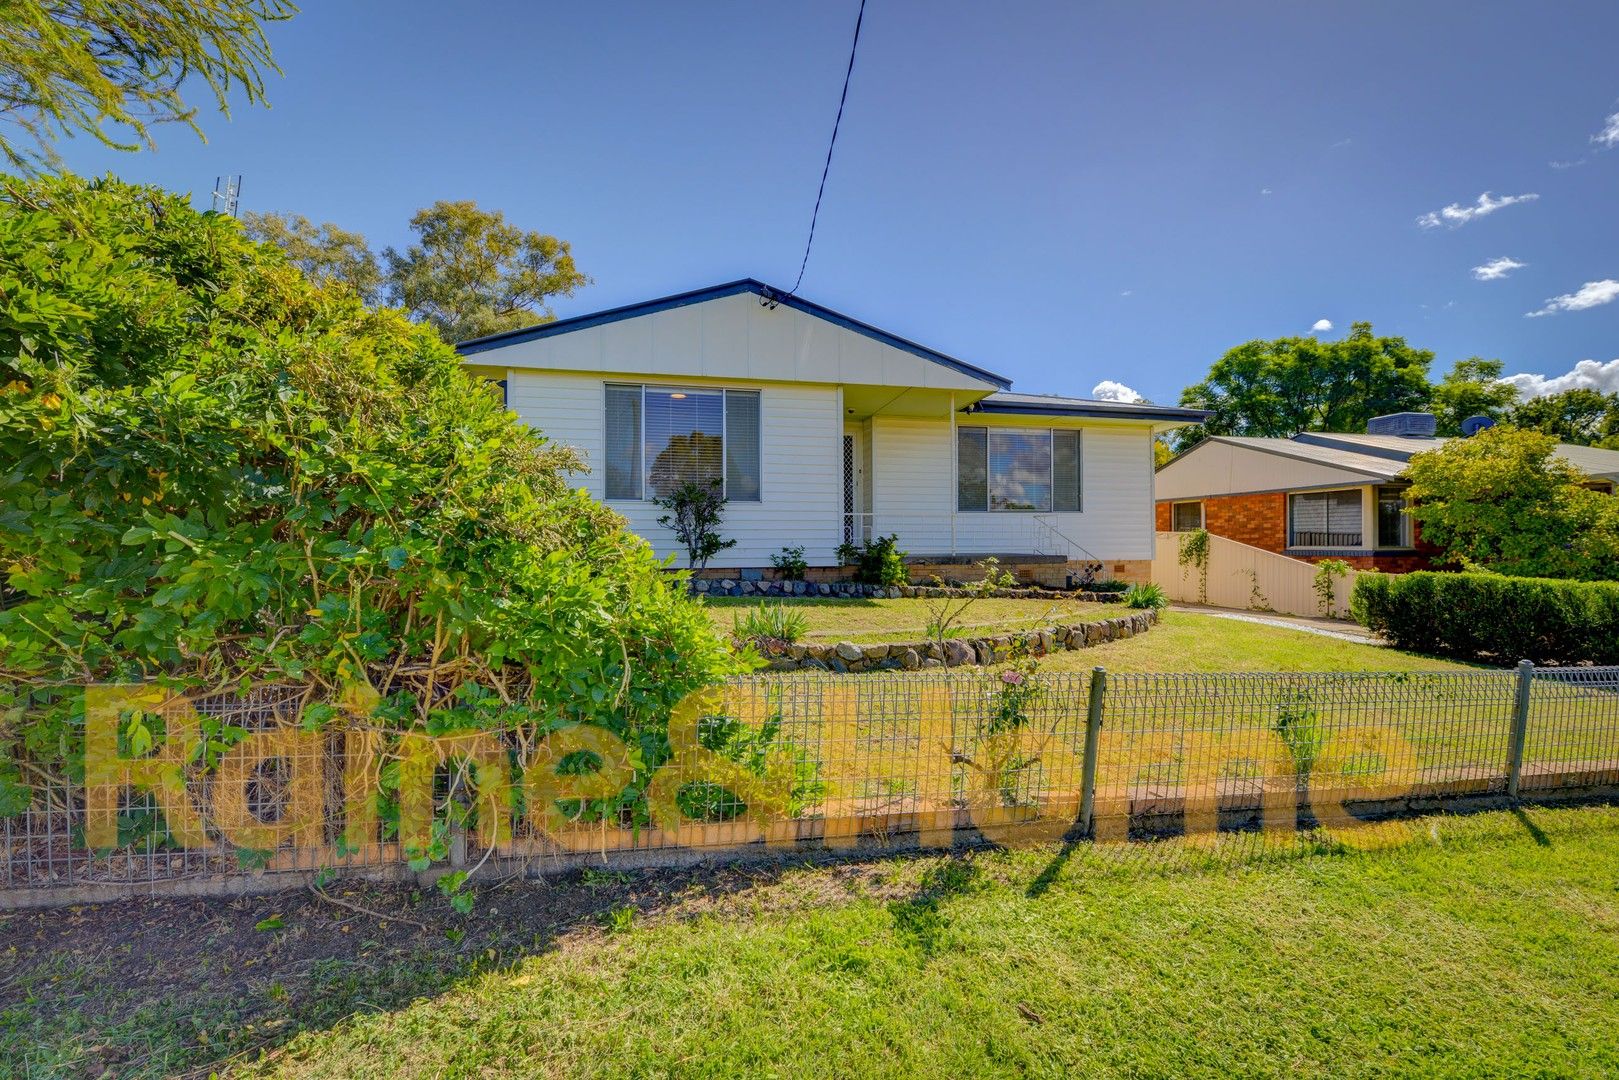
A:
988,647,1041,735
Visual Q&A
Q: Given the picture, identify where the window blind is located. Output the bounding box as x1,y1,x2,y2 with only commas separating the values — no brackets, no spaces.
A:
1172,501,1202,531
957,427,988,512
645,387,723,499
604,384,642,499
1289,490,1362,547
724,390,761,501
1053,430,1081,512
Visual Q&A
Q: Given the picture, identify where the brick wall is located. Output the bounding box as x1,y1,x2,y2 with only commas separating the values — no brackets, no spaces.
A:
1155,493,1437,573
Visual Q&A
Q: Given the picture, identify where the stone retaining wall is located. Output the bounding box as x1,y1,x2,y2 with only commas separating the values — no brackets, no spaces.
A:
744,609,1158,673
693,578,1126,603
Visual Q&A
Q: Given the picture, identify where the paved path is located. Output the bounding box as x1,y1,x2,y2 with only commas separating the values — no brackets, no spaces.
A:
1170,604,1381,644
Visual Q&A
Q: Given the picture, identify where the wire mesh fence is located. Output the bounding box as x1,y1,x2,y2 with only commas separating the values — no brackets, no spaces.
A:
5,665,1619,897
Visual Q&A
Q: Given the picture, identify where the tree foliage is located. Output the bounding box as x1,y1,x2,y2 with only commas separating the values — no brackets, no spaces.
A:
246,200,589,343
0,0,292,169
0,173,741,792
1506,388,1619,448
384,200,589,342
1402,427,1619,580
1177,322,1433,447
1430,357,1518,436
240,210,382,304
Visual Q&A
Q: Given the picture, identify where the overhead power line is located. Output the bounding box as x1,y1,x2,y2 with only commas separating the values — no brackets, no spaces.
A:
786,0,867,297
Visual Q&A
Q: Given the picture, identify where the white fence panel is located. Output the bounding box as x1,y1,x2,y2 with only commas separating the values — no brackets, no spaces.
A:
1150,531,1360,619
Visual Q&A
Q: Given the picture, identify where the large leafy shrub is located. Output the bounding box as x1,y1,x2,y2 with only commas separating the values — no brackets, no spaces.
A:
0,174,744,807
1402,426,1619,581
1350,571,1619,664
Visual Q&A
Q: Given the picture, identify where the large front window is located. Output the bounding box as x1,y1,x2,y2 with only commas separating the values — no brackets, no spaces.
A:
604,384,761,501
1289,489,1362,548
957,426,1081,512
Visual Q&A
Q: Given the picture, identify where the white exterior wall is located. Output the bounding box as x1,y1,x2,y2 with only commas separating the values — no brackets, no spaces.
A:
506,370,844,567
865,416,1158,561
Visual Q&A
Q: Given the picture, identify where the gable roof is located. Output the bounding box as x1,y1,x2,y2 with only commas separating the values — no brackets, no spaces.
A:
965,392,1209,424
1210,436,1405,478
455,278,1012,390
1166,431,1619,488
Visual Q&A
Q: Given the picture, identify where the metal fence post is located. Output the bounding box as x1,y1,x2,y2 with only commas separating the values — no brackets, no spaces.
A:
1507,659,1534,800
1078,666,1108,837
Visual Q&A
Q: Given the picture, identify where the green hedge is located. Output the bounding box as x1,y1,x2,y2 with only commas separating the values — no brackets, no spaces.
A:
1350,571,1619,664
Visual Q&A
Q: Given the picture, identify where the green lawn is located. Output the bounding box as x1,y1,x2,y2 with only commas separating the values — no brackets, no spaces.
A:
9,806,1617,1077
1039,609,1479,674
704,595,1117,644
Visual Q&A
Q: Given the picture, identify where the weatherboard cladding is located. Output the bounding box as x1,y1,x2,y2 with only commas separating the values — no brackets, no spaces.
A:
456,278,1012,390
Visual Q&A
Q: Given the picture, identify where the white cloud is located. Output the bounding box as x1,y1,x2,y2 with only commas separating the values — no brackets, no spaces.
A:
1499,358,1619,399
1593,110,1619,149
1417,191,1539,229
1260,187,1273,195
1119,289,1133,297
1525,278,1619,318
1471,256,1525,281
1310,318,1333,332
1550,158,1586,170
1091,380,1143,403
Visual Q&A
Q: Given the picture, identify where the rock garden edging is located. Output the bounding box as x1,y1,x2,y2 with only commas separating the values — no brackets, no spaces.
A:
743,609,1158,673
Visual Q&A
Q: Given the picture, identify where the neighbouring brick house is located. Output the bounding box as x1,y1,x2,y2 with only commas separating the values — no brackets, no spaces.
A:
1154,412,1619,572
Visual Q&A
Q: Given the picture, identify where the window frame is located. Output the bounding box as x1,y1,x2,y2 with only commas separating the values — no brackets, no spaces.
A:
604,382,762,503
956,425,1082,513
1373,485,1412,549
1286,487,1365,550
1170,500,1204,532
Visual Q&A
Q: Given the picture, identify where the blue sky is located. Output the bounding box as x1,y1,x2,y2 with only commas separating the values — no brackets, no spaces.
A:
55,0,1619,403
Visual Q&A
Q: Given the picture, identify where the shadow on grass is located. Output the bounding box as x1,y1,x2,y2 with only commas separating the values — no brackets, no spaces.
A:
0,858,859,1078
887,856,982,958
1512,806,1553,847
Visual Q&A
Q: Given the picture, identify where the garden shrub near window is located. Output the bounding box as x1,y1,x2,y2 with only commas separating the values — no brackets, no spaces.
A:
0,173,745,817
1351,571,1619,664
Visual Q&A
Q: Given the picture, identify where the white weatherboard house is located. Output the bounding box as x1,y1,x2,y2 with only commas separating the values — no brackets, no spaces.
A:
458,280,1206,583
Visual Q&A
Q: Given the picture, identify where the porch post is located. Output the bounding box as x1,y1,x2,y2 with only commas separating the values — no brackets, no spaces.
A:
949,393,957,555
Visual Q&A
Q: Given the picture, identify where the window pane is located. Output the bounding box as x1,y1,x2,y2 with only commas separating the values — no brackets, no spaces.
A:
645,387,723,499
989,430,1052,511
724,390,761,502
1376,487,1407,547
604,384,642,500
957,427,987,511
1053,430,1081,512
1290,490,1362,547
1172,501,1202,531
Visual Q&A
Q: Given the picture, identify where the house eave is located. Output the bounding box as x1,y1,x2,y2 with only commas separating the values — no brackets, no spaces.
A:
964,400,1210,424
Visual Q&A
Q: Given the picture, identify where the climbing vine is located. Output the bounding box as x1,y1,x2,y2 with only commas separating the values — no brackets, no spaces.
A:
1177,528,1210,605
1312,559,1351,618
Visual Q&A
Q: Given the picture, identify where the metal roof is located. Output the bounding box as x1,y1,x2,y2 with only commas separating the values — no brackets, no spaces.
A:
1210,436,1404,478
966,392,1209,424
1212,431,1619,481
